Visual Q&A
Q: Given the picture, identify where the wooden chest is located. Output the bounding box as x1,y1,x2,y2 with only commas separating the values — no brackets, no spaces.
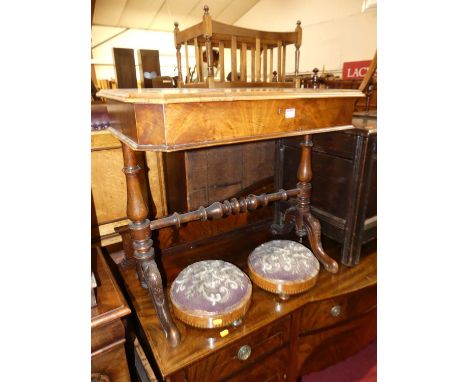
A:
275,116,377,266
91,247,131,381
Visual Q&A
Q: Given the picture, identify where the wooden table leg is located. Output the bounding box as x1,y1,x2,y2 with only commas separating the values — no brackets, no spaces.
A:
121,143,181,347
295,135,339,273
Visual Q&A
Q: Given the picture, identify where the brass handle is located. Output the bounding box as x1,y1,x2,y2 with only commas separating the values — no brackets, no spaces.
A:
237,345,252,361
330,305,341,317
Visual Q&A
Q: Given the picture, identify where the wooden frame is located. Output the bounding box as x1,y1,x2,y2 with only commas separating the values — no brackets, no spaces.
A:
173,5,302,88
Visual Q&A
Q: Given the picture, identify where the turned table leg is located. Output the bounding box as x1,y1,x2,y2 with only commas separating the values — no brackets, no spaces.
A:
296,135,339,273
121,143,181,347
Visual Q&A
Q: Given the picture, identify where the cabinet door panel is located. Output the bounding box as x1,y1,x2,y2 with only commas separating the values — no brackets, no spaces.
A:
113,47,137,89
224,346,288,382
299,286,376,334
296,309,376,376
188,317,290,382
138,49,161,88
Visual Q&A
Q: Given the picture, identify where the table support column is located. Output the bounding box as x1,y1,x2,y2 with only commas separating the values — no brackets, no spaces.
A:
273,135,339,273
121,143,181,347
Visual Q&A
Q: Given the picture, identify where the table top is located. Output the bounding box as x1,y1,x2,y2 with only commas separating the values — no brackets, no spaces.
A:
98,88,363,152
97,88,363,105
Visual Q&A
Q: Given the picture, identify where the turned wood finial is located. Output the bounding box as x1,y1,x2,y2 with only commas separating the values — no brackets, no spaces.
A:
174,21,179,30
311,68,319,89
297,20,301,26
273,70,278,82
204,5,209,15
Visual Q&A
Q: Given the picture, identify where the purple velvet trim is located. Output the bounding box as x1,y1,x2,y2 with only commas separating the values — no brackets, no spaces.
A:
170,260,251,315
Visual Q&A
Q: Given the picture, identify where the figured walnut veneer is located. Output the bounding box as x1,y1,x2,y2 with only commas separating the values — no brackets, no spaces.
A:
98,88,363,151
99,86,366,351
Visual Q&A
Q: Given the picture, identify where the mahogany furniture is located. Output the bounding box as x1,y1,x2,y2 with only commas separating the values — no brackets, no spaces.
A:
113,47,138,89
91,246,131,381
167,6,301,236
275,116,377,266
173,6,301,88
91,129,167,247
98,87,363,350
121,238,376,382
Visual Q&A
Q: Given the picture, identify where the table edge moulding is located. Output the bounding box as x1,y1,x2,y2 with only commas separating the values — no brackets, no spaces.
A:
97,88,364,152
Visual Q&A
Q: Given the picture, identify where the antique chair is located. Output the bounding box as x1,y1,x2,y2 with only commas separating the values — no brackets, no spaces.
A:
173,5,302,88
165,6,306,221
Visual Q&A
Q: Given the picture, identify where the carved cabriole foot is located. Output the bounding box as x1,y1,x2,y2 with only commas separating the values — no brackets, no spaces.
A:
122,143,181,347
143,259,181,347
304,213,339,274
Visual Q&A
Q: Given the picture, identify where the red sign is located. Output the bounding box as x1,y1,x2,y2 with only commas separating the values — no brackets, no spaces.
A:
342,60,375,80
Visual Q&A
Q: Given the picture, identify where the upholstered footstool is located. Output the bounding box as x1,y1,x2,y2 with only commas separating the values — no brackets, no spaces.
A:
248,240,320,299
170,260,252,329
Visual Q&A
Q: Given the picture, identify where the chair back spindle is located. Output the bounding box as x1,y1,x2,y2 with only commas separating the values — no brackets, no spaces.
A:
174,6,302,88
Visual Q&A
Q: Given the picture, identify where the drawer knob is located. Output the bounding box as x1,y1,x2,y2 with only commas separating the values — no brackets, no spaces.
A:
237,345,252,361
330,305,342,317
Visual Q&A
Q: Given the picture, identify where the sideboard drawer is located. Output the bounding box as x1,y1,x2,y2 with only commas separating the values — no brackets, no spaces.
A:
224,346,289,382
188,316,290,382
299,285,376,334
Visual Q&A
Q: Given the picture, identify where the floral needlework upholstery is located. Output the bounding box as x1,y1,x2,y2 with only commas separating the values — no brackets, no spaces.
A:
248,240,320,296
249,240,319,282
170,260,252,328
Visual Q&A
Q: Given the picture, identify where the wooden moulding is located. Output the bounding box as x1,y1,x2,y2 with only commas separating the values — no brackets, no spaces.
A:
170,286,252,329
175,19,299,48
99,89,363,152
248,265,319,296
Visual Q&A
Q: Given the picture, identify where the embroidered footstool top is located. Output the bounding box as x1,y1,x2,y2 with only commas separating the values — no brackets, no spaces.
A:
248,240,320,296
170,260,252,328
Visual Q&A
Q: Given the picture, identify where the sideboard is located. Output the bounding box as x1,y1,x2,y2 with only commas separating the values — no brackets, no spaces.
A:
117,236,376,382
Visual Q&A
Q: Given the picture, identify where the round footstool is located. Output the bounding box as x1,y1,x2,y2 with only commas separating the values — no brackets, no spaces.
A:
248,240,320,299
170,260,252,329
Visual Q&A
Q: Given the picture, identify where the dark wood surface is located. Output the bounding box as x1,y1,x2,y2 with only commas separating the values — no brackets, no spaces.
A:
116,234,376,380
276,116,377,266
113,48,138,89
138,49,161,89
91,247,131,381
163,141,275,213
108,97,358,151
98,85,373,379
